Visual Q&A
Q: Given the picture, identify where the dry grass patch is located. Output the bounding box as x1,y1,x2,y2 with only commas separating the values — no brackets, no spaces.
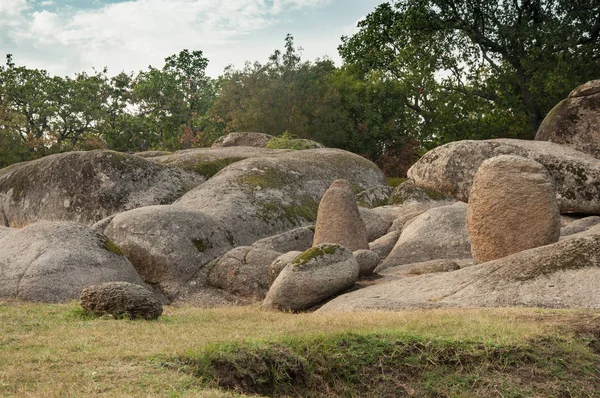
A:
1,300,599,397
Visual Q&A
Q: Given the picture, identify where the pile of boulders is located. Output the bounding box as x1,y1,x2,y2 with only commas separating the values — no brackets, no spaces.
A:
1,80,600,314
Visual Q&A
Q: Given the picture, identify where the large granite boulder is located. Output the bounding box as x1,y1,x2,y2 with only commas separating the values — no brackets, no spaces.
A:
206,246,281,299
319,230,600,312
263,244,359,311
388,180,452,205
80,281,163,320
0,222,145,302
407,139,600,214
174,148,386,246
467,155,561,263
104,206,234,300
535,80,600,158
356,186,393,208
313,179,369,252
251,226,314,253
377,203,471,271
0,150,201,228
212,132,273,148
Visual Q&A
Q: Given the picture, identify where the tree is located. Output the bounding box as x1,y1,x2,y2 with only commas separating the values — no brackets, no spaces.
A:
339,0,600,146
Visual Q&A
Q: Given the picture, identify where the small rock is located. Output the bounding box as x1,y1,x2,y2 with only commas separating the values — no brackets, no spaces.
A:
353,250,380,276
80,282,163,320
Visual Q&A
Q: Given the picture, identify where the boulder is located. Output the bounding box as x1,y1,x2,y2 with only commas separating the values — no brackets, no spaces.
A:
103,206,234,300
0,222,145,302
313,180,369,252
467,155,561,263
377,203,471,271
268,251,302,286
368,230,400,259
207,246,281,299
212,132,274,148
0,226,14,239
561,216,600,237
388,180,452,205
318,232,600,312
80,281,162,320
148,146,284,178
263,244,359,311
134,151,173,158
251,226,314,253
175,149,386,246
0,150,201,228
359,206,402,242
353,250,380,276
356,186,393,208
407,139,600,214
535,80,600,158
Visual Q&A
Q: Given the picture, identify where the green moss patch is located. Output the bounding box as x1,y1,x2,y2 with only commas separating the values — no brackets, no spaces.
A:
387,177,407,187
192,238,212,253
103,238,123,256
292,244,339,268
181,157,245,178
175,331,600,397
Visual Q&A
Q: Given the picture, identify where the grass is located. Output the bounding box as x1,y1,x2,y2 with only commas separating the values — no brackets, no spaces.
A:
1,301,600,397
387,177,407,187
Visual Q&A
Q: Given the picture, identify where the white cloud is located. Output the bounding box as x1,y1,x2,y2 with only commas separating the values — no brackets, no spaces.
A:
2,0,337,76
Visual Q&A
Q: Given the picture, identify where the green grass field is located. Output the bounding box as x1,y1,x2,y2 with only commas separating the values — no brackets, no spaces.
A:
1,301,600,397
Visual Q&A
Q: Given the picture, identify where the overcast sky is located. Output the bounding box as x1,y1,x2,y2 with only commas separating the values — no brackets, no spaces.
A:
0,0,383,78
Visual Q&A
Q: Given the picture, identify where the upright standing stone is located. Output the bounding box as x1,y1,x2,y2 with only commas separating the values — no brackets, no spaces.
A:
467,155,560,263
313,179,369,251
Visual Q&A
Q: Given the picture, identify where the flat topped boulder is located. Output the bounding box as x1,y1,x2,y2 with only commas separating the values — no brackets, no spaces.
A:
80,281,163,320
535,80,600,158
313,179,369,252
467,155,560,263
0,150,202,228
0,222,145,303
408,139,600,214
212,132,273,148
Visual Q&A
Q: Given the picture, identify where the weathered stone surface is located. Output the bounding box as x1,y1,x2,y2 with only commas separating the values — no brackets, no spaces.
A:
407,139,600,214
353,250,380,276
0,226,14,239
561,216,600,237
359,206,406,242
80,281,162,320
207,246,281,299
0,222,145,303
383,259,462,276
313,180,369,252
263,244,359,311
388,180,452,205
268,251,302,286
134,151,173,158
467,155,561,263
175,149,386,246
318,232,600,312
368,230,400,259
378,203,471,271
148,146,284,179
356,186,393,208
0,150,202,228
104,206,234,300
536,80,600,158
251,226,314,253
212,132,274,148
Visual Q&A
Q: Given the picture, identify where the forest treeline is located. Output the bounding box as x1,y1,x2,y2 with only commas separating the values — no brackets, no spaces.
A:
1,0,599,175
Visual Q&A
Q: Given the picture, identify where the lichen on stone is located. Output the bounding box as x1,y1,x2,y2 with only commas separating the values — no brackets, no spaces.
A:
292,244,341,269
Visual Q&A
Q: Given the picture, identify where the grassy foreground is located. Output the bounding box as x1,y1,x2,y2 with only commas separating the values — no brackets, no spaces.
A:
1,302,600,397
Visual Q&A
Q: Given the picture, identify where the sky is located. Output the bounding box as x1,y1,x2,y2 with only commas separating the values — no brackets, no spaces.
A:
0,0,383,78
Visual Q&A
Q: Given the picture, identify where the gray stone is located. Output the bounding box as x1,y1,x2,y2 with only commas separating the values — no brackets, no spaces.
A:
263,244,359,311
383,259,462,276
268,251,302,286
251,226,314,253
0,150,202,228
353,250,380,276
0,222,145,303
378,203,471,271
407,139,600,214
104,206,234,300
359,206,405,242
368,230,400,259
561,216,600,237
80,281,162,320
535,80,600,158
388,180,452,205
207,246,281,299
212,132,274,148
318,232,600,312
467,155,560,263
313,180,369,252
356,186,393,208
